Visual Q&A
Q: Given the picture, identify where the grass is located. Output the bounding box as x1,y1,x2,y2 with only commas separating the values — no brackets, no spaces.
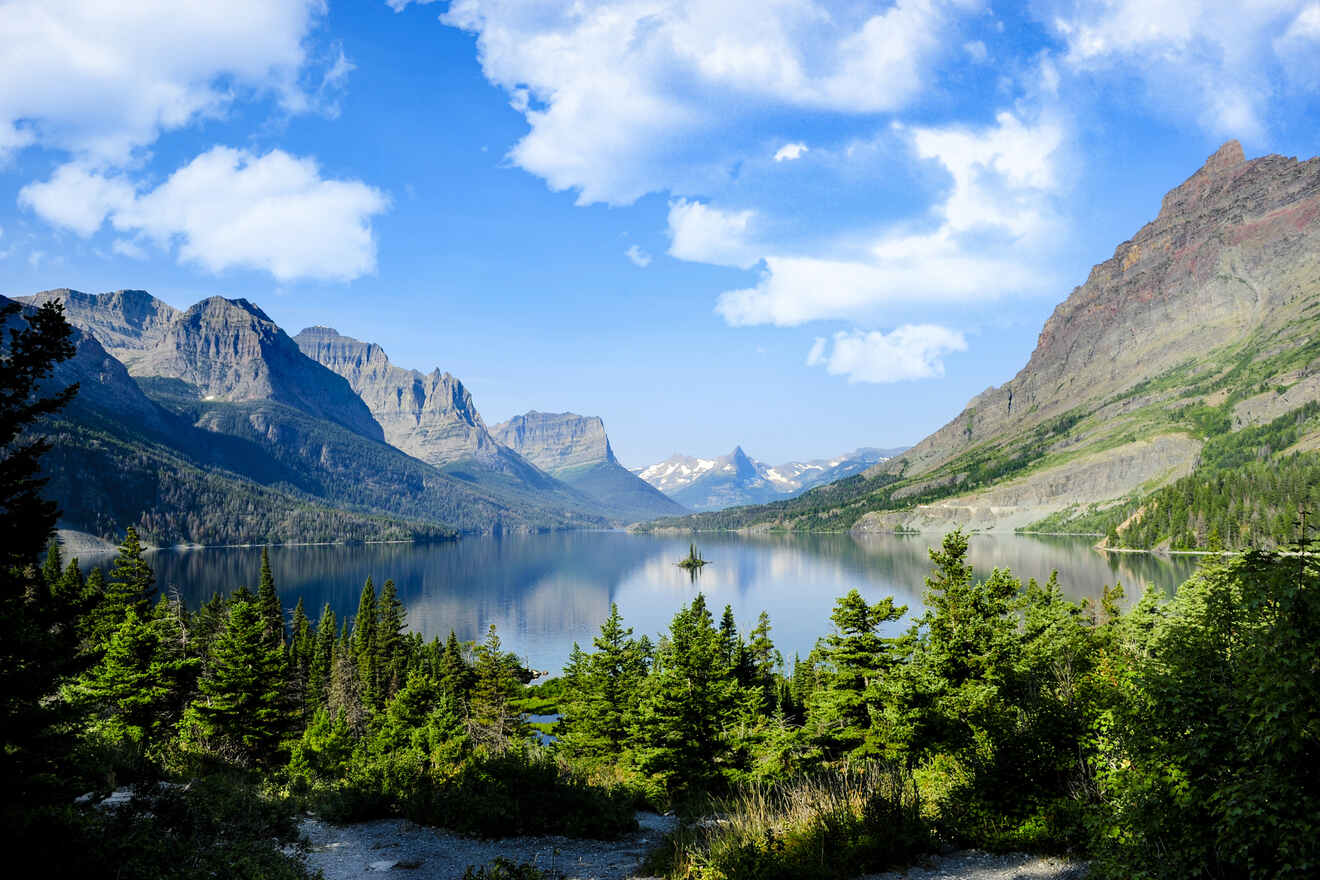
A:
653,765,929,880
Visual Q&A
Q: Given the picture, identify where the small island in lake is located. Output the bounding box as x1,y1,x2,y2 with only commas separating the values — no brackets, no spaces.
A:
677,543,708,571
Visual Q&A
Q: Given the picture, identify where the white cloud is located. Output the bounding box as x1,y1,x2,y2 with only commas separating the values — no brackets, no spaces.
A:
387,0,440,10
18,164,135,236
773,142,809,162
0,0,330,164
440,0,982,204
807,325,967,383
667,199,761,270
712,110,1064,326
1037,0,1320,139
21,148,389,283
625,244,653,267
963,39,988,62
111,239,147,260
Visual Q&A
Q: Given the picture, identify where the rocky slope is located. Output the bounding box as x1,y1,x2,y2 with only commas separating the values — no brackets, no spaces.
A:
637,446,895,512
492,411,686,521
18,290,610,539
642,141,1320,534
295,326,504,467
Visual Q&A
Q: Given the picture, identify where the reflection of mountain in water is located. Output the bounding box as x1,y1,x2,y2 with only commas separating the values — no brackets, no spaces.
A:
97,532,1199,670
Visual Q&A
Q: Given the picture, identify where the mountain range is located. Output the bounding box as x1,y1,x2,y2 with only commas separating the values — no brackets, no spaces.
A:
633,446,900,511
14,289,681,545
638,141,1320,539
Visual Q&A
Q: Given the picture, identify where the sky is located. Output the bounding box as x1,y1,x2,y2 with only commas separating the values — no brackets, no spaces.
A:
1,1,1318,469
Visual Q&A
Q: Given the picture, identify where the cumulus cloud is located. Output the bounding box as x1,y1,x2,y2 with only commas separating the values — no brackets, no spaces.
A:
667,199,761,270
625,244,652,267
440,0,981,204
111,239,147,260
0,0,331,164
1037,0,1320,139
773,142,809,162
21,148,389,282
806,325,967,383
713,110,1064,326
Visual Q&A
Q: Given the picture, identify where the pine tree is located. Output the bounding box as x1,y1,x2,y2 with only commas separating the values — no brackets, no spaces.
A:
0,298,82,832
95,526,156,643
746,610,782,710
807,589,906,758
81,609,198,752
40,541,63,593
469,624,524,749
375,579,405,703
560,604,647,760
352,577,378,706
439,630,475,702
184,598,290,767
634,594,752,793
308,604,337,708
256,548,283,650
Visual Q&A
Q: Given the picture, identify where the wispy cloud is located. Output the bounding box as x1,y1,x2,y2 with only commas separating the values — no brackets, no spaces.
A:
807,325,967,383
625,244,652,267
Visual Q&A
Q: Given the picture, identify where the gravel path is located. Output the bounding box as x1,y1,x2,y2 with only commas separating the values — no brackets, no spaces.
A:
300,812,676,880
861,850,1088,880
302,815,1086,880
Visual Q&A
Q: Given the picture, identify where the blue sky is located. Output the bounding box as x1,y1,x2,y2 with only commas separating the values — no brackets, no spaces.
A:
2,1,1319,467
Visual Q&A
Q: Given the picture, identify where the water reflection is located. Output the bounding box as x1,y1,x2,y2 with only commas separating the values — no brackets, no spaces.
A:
83,531,1200,671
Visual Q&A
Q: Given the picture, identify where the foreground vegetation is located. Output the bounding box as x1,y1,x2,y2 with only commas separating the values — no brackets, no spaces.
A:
4,301,1318,879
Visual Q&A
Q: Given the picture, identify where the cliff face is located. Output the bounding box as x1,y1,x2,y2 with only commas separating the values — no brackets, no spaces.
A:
294,326,501,466
492,411,687,521
878,141,1320,484
491,411,614,475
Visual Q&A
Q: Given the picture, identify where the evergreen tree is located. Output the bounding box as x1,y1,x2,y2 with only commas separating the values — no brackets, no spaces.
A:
41,541,63,593
469,624,525,749
0,298,82,834
560,604,647,761
256,548,283,650
634,594,752,794
375,579,405,703
184,598,290,767
308,604,337,708
746,610,782,710
95,526,156,642
288,598,313,722
807,589,906,758
439,630,475,702
80,609,198,753
352,577,378,706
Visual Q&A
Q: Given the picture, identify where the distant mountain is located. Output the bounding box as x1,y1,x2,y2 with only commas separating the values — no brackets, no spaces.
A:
293,326,563,496
637,141,1320,539
491,411,687,522
635,446,898,512
20,289,609,542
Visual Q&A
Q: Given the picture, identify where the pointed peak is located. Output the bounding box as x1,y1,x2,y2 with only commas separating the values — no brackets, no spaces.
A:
1203,140,1245,175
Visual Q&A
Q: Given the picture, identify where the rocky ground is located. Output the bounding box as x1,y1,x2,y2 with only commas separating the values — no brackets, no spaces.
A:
300,814,1087,880
300,812,676,880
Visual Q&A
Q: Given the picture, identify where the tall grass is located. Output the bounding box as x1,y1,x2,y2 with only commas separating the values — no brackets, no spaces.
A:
661,764,930,880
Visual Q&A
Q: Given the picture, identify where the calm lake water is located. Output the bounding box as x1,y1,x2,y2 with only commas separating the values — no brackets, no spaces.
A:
98,532,1200,671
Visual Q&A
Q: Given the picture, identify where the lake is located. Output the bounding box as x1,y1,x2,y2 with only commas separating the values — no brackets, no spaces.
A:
102,532,1201,672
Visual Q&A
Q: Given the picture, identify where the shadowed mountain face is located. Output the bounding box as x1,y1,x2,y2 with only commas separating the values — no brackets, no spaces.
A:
636,446,896,512
16,291,612,540
492,411,687,522
27,290,383,441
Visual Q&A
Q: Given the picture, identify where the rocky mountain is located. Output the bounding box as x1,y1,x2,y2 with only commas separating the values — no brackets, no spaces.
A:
635,446,896,512
639,141,1320,535
491,411,686,521
20,289,611,541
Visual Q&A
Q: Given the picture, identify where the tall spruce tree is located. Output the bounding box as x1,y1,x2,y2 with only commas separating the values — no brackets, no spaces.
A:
0,299,82,835
560,604,647,761
352,577,378,706
634,594,752,794
184,598,290,767
375,579,405,703
807,589,906,758
95,526,156,643
469,624,525,749
256,548,283,650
